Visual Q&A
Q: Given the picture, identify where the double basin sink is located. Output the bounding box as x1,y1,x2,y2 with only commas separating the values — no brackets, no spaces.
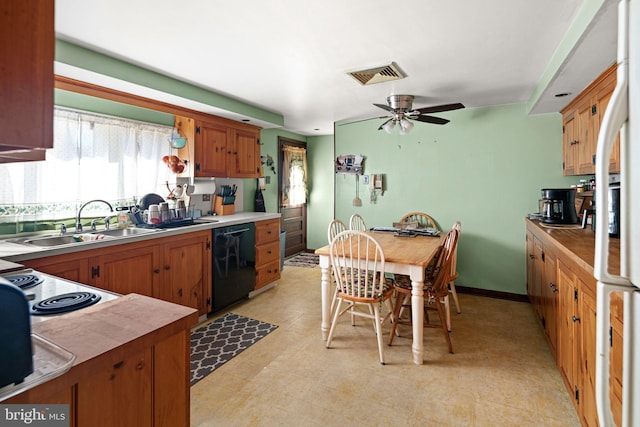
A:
8,227,160,248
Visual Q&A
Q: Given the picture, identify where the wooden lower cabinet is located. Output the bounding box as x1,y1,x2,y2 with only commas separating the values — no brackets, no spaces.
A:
526,219,623,426
24,254,90,284
89,244,159,297
581,287,599,427
557,258,580,407
610,293,624,427
77,347,153,426
526,230,558,357
254,219,281,290
557,258,595,424
6,295,196,427
24,230,212,316
160,233,211,313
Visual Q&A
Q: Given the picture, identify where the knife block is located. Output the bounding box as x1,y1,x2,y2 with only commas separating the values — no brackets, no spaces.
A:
214,196,235,216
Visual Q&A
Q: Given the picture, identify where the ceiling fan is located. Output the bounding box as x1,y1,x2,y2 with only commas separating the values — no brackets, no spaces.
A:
369,95,465,134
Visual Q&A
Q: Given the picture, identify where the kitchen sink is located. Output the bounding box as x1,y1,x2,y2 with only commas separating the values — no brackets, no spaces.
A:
7,227,159,248
97,228,158,237
17,235,82,247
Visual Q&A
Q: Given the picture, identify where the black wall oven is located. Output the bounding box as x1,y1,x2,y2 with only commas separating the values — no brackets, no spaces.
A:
212,223,255,311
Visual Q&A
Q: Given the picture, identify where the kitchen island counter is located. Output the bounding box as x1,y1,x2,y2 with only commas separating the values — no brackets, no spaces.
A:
5,293,198,426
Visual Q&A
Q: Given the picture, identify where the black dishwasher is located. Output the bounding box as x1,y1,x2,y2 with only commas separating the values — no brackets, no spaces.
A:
212,223,256,311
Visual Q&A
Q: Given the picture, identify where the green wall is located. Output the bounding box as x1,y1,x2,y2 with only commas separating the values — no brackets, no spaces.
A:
56,40,284,127
53,40,592,296
55,89,175,125
307,134,335,247
324,104,583,295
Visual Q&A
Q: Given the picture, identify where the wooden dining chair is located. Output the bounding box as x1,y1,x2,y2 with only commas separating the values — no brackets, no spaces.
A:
388,226,459,353
349,213,367,231
326,230,395,364
327,219,347,315
328,219,347,244
447,221,462,319
399,212,438,230
394,221,461,331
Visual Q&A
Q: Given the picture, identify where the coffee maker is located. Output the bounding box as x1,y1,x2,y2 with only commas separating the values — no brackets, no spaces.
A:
539,188,579,224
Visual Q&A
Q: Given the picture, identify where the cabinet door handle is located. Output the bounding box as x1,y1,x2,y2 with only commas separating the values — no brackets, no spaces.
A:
178,289,183,297
572,316,581,323
164,265,170,270
154,268,160,274
529,254,535,259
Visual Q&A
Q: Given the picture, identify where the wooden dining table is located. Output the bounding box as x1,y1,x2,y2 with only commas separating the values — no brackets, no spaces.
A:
315,230,444,365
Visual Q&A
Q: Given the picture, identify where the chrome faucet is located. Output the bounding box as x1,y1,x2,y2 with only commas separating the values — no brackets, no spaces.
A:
53,222,67,236
76,200,114,232
91,215,114,231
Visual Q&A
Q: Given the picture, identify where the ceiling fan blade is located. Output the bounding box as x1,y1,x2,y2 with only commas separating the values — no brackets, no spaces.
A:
373,103,395,112
338,115,390,126
377,118,393,130
413,115,450,125
415,102,465,114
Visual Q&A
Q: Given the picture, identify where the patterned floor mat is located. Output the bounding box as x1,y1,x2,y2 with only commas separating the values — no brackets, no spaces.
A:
190,312,278,386
284,253,319,268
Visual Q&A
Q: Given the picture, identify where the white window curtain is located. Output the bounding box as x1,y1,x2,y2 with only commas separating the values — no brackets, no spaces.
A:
281,146,307,207
0,108,174,206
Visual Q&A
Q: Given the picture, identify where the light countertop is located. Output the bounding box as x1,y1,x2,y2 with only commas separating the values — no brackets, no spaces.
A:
0,211,280,262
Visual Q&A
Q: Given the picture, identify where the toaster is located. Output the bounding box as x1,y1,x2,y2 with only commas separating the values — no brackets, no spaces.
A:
0,277,34,388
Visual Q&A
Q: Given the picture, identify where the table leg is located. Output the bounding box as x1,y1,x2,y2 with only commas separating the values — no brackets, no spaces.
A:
411,278,424,365
320,262,331,340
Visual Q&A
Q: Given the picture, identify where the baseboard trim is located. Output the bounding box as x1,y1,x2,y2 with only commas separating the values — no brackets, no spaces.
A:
455,285,529,303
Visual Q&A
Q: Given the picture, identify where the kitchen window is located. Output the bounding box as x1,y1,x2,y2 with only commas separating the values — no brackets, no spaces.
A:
281,145,307,207
0,108,174,221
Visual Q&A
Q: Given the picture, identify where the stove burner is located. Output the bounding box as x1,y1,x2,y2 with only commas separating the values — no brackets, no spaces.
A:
31,292,101,315
5,273,44,290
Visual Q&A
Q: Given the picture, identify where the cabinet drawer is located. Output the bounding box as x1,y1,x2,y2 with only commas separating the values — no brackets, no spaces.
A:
255,219,280,244
256,260,280,289
256,240,280,266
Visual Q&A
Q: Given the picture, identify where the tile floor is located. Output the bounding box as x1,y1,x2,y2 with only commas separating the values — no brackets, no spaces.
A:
190,265,581,426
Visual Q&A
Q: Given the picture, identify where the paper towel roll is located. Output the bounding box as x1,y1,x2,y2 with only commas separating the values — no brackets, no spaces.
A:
191,180,217,195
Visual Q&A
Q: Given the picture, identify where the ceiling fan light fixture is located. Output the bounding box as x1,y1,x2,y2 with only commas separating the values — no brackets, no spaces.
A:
399,118,413,134
382,119,396,134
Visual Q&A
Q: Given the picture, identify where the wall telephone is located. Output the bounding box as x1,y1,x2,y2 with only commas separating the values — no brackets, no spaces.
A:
372,174,383,190
369,174,384,202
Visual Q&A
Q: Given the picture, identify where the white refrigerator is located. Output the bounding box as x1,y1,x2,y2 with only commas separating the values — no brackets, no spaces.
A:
594,0,640,425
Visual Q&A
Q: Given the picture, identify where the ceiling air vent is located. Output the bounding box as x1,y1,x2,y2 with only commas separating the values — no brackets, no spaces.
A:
347,62,406,86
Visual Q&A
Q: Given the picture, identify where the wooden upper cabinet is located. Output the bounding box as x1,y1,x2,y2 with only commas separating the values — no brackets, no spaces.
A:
194,120,228,177
561,63,619,176
576,98,595,174
230,127,261,178
562,112,577,175
0,0,54,153
178,116,261,179
594,75,621,173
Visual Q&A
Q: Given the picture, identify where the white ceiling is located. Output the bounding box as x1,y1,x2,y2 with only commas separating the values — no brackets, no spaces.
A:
54,0,618,136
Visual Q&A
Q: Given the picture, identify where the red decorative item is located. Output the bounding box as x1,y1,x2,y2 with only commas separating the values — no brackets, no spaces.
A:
162,155,185,174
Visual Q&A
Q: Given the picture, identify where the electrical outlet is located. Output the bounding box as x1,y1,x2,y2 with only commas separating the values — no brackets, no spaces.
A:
363,175,370,185
202,194,211,202
265,176,270,184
